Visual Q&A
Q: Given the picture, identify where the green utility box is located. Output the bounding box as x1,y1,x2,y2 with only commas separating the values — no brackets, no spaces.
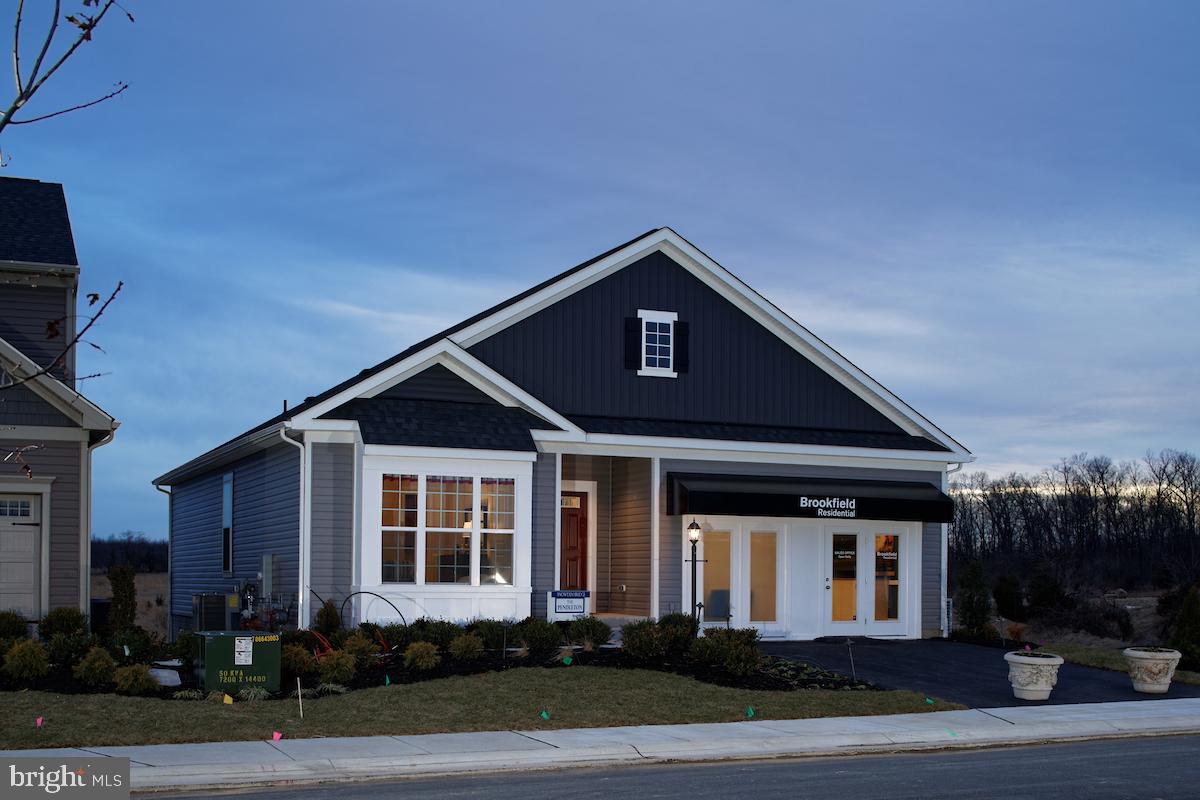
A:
194,631,281,693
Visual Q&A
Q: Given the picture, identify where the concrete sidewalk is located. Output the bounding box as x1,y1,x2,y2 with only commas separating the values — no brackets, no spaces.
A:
7,698,1200,792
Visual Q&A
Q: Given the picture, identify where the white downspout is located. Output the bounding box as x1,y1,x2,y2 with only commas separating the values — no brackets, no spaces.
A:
941,461,965,638
279,426,308,628
84,429,117,617
155,482,172,636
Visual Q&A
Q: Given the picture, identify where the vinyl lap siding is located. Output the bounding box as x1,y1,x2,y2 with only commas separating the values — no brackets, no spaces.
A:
608,458,651,615
0,283,70,377
169,444,299,631
0,385,75,427
310,443,354,603
922,522,943,636
530,452,556,617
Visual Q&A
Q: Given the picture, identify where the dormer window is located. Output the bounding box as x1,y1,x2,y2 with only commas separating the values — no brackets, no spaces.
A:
637,309,678,378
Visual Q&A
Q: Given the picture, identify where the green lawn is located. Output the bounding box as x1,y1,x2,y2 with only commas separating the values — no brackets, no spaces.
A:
1042,642,1200,685
0,666,958,750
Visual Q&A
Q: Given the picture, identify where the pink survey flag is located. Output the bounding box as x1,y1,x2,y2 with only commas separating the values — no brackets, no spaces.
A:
35,717,43,728
272,731,283,742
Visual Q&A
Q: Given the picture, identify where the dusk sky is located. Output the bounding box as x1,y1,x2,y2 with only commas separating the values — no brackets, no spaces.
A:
3,2,1197,538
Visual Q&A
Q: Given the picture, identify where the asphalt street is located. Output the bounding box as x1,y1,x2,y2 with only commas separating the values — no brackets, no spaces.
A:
160,734,1200,800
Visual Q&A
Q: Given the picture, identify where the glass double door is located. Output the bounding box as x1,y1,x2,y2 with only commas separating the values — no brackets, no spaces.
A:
699,523,781,633
824,526,905,636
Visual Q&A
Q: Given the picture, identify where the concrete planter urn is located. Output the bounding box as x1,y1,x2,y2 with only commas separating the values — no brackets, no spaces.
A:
1004,651,1065,700
1123,647,1182,694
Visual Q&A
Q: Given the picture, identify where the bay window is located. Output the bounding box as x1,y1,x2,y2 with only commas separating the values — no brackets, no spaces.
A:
377,469,522,588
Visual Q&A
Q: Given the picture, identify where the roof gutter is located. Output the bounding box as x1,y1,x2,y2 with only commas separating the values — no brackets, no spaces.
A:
152,423,285,486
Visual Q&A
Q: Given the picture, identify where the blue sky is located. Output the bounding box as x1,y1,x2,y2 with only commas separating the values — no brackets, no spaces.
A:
4,2,1198,538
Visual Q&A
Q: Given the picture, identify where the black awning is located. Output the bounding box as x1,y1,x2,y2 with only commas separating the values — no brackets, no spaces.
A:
667,473,953,524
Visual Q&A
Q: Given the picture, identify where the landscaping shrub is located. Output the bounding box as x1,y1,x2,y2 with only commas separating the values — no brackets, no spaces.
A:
1157,584,1195,639
107,565,137,632
48,633,95,668
357,621,382,642
620,620,667,660
408,618,462,649
567,616,612,651
340,631,380,670
378,623,411,653
687,635,723,667
315,682,349,696
4,638,49,682
0,610,28,639
404,641,441,671
954,561,992,635
992,575,1027,622
109,626,161,664
38,607,88,640
114,663,159,696
688,628,761,675
516,618,562,656
73,645,116,687
657,613,698,655
313,600,343,637
281,643,316,680
172,630,196,669
237,686,272,701
173,688,205,701
317,650,356,685
1170,587,1200,671
448,633,484,662
468,618,508,651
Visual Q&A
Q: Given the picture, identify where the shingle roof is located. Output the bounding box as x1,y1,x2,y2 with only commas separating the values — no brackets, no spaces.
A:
0,177,78,265
568,415,951,452
326,397,560,451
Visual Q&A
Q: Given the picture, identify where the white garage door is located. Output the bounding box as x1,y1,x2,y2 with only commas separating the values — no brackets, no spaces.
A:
0,495,40,619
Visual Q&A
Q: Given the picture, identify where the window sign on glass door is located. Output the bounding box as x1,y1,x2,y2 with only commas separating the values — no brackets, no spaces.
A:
703,532,732,622
831,533,857,622
874,534,900,621
749,532,777,623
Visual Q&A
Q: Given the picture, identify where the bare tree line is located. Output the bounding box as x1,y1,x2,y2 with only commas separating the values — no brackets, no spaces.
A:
950,449,1200,590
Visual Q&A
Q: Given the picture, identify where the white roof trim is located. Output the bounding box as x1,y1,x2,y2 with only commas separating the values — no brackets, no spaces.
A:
449,228,969,457
0,336,117,432
532,429,965,465
289,339,583,435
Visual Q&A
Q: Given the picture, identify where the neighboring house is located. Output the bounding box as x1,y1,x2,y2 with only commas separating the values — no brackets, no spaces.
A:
155,228,972,640
0,177,119,621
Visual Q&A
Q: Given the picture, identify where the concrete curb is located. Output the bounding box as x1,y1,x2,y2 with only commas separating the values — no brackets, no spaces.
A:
5,698,1199,792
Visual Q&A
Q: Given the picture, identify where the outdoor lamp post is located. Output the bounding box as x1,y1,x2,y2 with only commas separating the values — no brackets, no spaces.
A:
687,519,703,631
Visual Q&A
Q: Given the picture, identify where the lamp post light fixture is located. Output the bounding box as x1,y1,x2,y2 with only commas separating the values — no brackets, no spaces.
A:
686,519,704,633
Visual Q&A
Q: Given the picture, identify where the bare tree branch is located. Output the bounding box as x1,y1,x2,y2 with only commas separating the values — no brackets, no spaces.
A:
0,0,132,142
8,80,126,124
0,279,122,391
12,0,24,94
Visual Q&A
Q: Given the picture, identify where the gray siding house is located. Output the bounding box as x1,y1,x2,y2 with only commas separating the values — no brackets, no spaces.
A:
0,177,119,620
156,229,971,639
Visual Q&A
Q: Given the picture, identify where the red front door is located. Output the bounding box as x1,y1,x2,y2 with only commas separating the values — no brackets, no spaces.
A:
560,493,588,591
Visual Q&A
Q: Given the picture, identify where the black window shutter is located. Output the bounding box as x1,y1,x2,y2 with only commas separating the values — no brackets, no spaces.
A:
674,320,689,373
624,317,641,369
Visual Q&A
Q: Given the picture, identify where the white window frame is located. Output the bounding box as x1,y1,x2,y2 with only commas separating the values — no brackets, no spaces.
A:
637,309,678,378
362,453,532,593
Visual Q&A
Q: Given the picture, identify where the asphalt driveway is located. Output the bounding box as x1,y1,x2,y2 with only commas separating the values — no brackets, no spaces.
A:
761,638,1200,707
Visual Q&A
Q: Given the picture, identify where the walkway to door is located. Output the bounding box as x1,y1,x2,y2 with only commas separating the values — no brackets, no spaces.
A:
762,639,1200,707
